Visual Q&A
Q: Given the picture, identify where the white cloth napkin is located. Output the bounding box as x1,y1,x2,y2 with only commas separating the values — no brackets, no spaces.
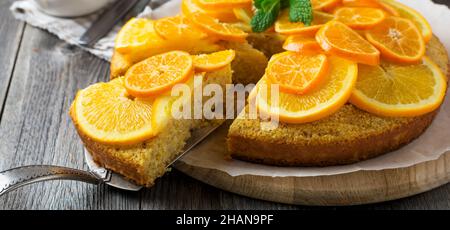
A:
9,0,181,61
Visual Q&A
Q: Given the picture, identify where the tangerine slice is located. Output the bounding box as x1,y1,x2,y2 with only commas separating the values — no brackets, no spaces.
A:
154,15,208,40
255,56,358,124
342,0,399,16
365,16,425,64
73,77,156,145
189,12,248,42
380,0,432,42
193,50,236,72
335,7,386,30
350,57,447,117
233,8,252,24
265,52,330,95
342,0,381,8
283,35,322,54
316,20,380,65
115,18,156,54
181,0,239,22
197,0,252,10
312,0,341,11
125,51,194,98
275,10,335,36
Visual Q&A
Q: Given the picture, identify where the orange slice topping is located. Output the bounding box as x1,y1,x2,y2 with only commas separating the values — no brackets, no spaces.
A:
316,20,380,65
283,35,322,54
342,0,381,8
380,0,432,42
115,18,156,54
275,10,335,36
181,0,240,23
350,57,447,117
125,51,194,98
365,16,425,64
255,56,358,124
335,7,386,30
197,0,252,10
266,52,330,95
312,0,342,11
154,15,208,40
73,78,157,145
189,12,248,42
193,50,236,72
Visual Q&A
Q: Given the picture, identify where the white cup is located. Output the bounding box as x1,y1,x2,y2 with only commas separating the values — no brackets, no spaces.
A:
33,0,111,17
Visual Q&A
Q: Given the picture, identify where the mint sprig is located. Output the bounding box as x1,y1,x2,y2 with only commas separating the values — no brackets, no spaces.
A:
251,0,281,32
250,0,313,33
289,0,313,26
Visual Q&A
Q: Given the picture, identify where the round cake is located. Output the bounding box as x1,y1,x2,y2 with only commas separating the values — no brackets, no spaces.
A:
70,0,449,187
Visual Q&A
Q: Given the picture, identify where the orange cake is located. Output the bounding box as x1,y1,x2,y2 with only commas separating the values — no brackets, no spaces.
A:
70,0,448,186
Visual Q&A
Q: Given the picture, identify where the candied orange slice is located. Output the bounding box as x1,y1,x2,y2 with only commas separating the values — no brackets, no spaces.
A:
125,51,194,98
197,0,252,10
181,0,240,22
193,50,236,72
350,57,447,117
378,1,400,16
115,18,156,54
255,56,358,124
265,52,330,95
316,20,380,65
335,7,386,30
233,8,253,24
189,12,248,42
73,78,156,145
342,0,381,7
154,15,208,40
365,16,425,64
275,10,335,36
312,0,341,10
283,35,322,54
380,0,432,42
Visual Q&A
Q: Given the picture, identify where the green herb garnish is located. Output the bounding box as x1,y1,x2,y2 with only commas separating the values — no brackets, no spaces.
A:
251,0,281,32
250,0,313,32
289,0,313,26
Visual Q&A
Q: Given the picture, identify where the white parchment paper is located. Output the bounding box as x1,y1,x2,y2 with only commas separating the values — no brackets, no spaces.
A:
152,0,450,177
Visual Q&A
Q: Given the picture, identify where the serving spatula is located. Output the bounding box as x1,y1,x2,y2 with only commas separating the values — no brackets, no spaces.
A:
0,123,222,196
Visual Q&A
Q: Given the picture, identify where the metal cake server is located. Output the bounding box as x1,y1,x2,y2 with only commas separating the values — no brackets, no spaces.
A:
0,123,222,196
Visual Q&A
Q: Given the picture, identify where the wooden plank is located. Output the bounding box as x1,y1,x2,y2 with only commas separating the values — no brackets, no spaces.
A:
0,25,139,210
1,0,449,210
0,0,25,116
140,170,304,210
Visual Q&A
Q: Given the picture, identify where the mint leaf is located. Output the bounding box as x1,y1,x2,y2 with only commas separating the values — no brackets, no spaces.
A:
254,0,265,9
251,0,281,33
260,0,280,11
289,0,313,26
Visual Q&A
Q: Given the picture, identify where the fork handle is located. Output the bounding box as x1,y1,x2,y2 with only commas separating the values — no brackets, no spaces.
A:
0,165,103,196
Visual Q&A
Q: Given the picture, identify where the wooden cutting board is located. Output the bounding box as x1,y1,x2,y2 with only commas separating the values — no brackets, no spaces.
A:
174,63,450,206
173,117,450,206
175,151,450,206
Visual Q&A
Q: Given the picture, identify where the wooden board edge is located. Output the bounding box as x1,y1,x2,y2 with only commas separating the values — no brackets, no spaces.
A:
175,151,450,206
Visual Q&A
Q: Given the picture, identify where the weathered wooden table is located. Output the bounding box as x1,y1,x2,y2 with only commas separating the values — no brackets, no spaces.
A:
1,0,449,210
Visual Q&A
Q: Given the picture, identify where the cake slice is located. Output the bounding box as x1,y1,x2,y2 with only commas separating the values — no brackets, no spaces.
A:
71,63,232,187
111,40,268,85
109,17,268,84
